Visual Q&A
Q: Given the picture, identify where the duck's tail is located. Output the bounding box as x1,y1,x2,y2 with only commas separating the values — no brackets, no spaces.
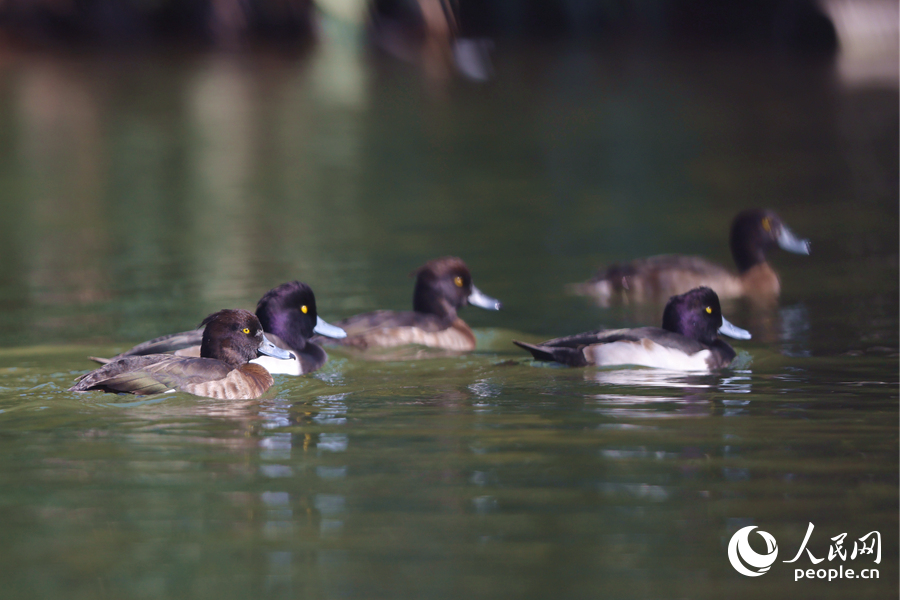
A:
512,340,588,367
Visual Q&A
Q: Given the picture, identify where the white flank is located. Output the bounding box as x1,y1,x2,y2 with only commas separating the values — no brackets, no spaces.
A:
587,340,712,372
251,355,302,376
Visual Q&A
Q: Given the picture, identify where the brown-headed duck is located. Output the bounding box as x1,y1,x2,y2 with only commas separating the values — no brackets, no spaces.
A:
315,256,501,352
71,309,294,399
571,209,810,305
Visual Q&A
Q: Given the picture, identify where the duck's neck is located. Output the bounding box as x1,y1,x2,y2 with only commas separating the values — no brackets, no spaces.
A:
413,285,458,322
200,338,247,369
730,237,767,273
257,309,309,351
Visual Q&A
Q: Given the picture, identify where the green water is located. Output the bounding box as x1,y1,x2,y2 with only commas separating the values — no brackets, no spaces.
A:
0,38,896,599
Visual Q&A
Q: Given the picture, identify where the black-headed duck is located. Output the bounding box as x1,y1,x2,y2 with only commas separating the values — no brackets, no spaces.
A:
514,287,750,371
571,209,810,305
315,256,501,352
92,281,346,376
71,309,294,399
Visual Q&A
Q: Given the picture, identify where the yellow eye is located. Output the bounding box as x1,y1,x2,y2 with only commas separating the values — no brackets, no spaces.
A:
301,305,308,314
242,328,251,334
762,217,771,232
705,307,712,314
453,276,464,288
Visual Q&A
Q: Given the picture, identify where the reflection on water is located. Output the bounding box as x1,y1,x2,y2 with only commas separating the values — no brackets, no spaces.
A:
585,367,758,419
0,39,377,346
778,303,812,356
256,391,353,596
585,367,717,389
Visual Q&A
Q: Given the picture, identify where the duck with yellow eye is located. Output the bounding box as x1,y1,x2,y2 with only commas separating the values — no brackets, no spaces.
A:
313,256,502,353
71,309,294,399
514,287,750,371
90,281,346,376
570,208,810,305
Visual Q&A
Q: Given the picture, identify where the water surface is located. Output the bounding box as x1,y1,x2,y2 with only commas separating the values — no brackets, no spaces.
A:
0,38,896,599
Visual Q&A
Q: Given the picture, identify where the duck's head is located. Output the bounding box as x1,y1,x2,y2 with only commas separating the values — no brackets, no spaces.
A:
662,287,751,344
411,256,502,319
256,281,346,349
730,209,810,272
199,309,294,368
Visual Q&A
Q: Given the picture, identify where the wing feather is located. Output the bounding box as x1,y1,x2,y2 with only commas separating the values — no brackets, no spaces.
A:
91,330,204,364
71,355,232,395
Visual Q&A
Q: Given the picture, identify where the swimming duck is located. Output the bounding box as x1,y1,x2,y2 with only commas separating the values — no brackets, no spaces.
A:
70,309,294,399
315,256,501,352
571,209,810,305
514,287,751,371
91,281,346,376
